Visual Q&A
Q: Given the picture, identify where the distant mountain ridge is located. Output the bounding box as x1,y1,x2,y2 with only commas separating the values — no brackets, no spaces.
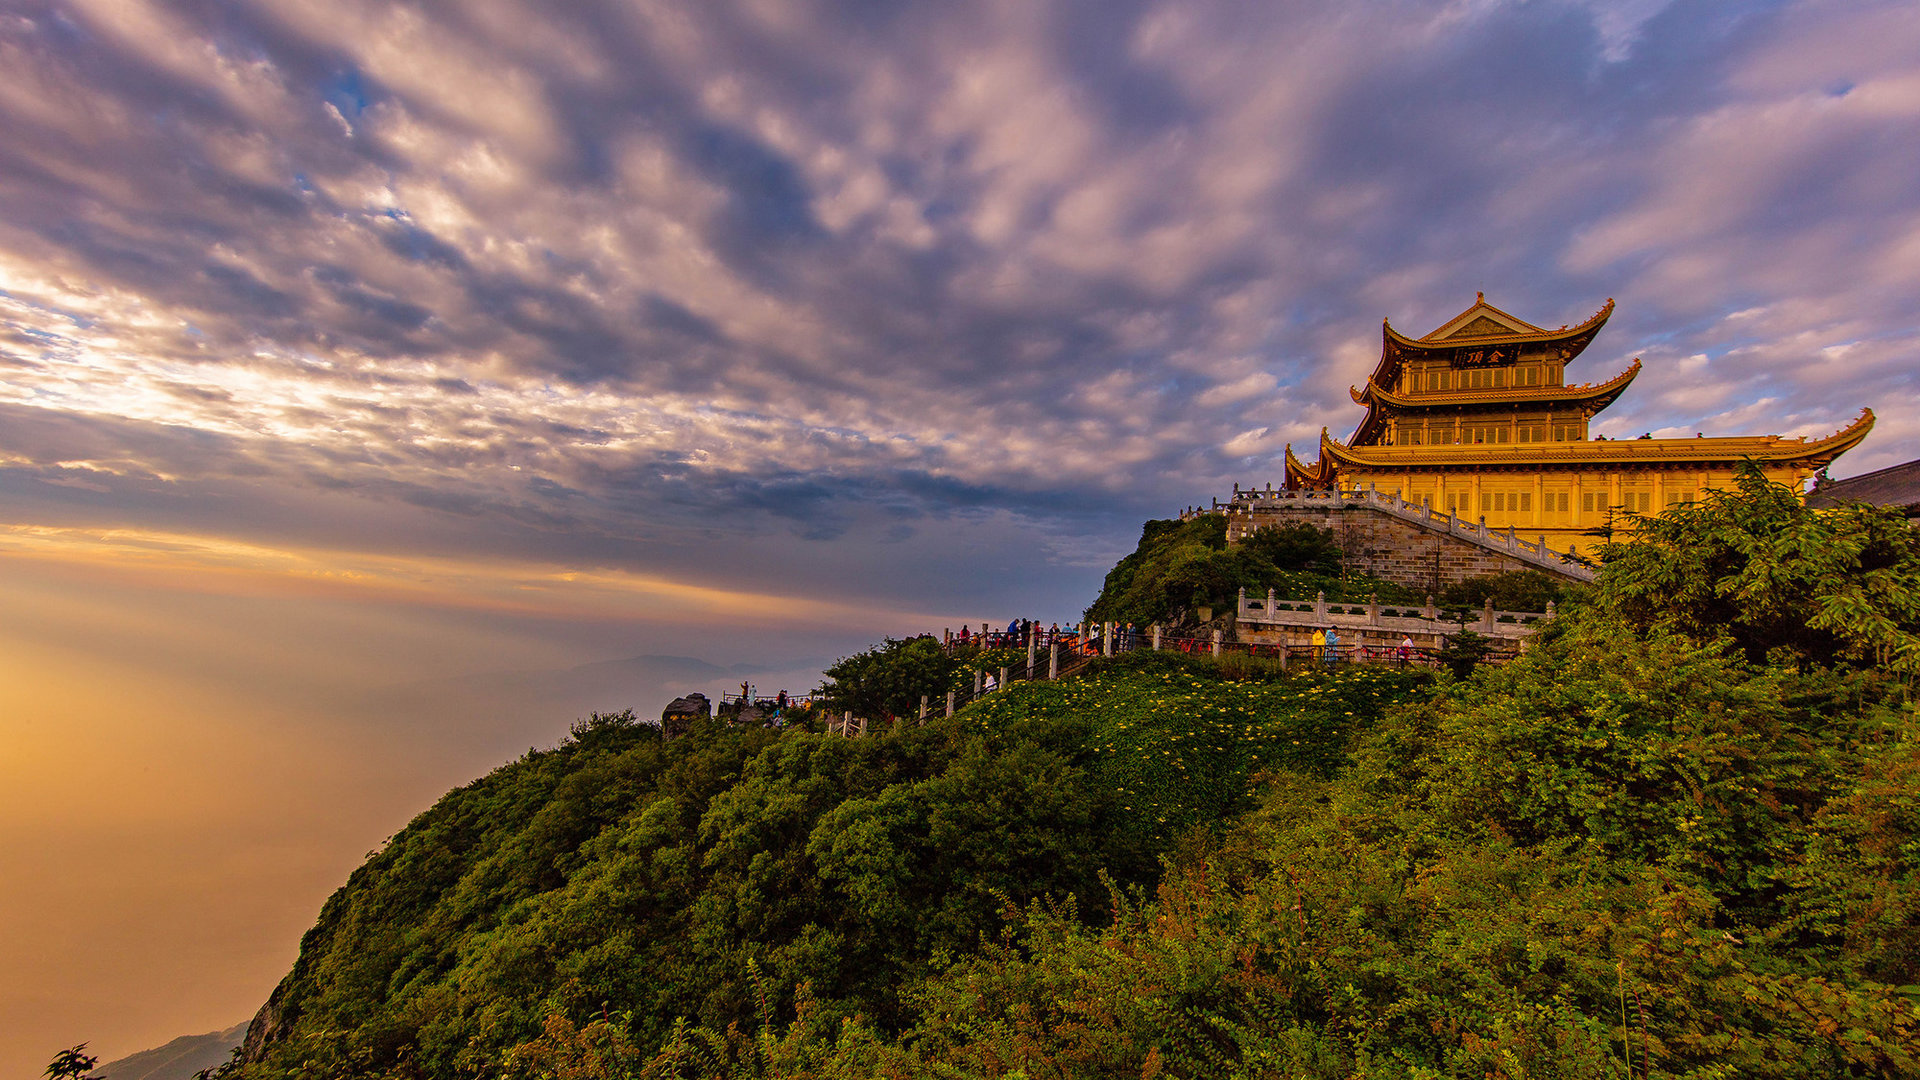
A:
99,1023,246,1080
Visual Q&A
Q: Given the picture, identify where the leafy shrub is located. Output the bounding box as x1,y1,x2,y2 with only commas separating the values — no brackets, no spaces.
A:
1439,569,1568,612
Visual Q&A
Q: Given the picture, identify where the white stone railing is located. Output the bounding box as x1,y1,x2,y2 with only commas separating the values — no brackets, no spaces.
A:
1214,484,1597,583
1237,587,1556,641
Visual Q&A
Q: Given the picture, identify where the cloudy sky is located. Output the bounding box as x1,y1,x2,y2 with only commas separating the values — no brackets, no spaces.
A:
3,0,1917,1069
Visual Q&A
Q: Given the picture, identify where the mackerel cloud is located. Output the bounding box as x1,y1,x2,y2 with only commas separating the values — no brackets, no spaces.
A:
2,0,1916,602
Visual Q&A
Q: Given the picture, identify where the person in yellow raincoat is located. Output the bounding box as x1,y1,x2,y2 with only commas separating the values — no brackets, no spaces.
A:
1311,628,1326,664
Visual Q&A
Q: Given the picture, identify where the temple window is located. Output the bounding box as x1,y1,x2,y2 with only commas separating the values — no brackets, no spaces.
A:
1479,492,1533,513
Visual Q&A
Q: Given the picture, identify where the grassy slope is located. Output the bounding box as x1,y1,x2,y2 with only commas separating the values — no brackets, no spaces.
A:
238,659,1427,1079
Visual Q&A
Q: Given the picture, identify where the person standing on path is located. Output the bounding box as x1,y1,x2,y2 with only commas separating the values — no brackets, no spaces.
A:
1311,628,1325,663
1323,628,1340,667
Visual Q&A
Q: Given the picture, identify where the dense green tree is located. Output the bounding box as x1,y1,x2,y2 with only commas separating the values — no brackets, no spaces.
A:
813,636,954,720
1085,516,1414,628
1599,464,1920,673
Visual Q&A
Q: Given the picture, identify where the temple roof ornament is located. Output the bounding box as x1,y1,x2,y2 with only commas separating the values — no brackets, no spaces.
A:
1316,407,1876,472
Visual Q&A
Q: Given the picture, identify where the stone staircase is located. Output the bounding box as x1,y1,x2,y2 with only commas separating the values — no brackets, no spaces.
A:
1190,484,1597,584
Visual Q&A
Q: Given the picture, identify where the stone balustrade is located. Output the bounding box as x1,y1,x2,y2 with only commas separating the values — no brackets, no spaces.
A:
1236,586,1555,645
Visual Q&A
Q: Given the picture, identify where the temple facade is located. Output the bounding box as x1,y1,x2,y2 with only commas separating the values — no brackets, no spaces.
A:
1283,295,1874,553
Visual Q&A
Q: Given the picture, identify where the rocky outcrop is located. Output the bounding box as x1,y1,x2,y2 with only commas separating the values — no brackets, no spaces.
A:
660,692,710,737
238,977,295,1064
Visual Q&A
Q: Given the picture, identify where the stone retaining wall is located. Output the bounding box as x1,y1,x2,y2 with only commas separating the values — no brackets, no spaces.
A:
1217,490,1593,594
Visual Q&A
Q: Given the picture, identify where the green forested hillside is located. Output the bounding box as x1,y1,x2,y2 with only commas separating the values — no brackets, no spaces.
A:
1082,515,1418,628
230,473,1920,1079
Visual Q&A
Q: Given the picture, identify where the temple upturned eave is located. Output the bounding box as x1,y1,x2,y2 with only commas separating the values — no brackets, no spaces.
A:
1351,358,1642,412
1284,440,1334,489
1318,408,1875,471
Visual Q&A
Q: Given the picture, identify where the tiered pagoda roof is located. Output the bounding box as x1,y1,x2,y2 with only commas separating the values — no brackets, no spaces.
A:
1365,295,1614,391
1285,295,1877,491
1348,295,1618,447
1316,407,1876,472
1346,359,1643,446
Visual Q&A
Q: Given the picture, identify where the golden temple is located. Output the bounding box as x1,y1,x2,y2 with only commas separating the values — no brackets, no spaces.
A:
1284,295,1874,551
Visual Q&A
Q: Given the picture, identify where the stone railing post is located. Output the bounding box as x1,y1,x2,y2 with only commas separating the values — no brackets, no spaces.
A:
1027,635,1036,679
1151,624,1162,651
999,666,1008,690
920,695,928,722
1481,599,1495,633
1367,597,1379,626
1424,594,1436,620
1545,601,1557,620
1266,587,1276,612
1314,590,1327,621
973,670,982,696
1048,642,1060,678
1103,622,1113,657
1237,586,1247,618
1211,629,1222,657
